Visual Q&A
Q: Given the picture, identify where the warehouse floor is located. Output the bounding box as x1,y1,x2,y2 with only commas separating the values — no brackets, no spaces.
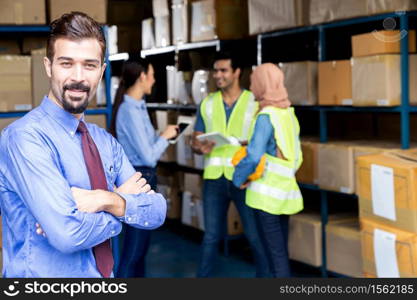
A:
142,220,322,278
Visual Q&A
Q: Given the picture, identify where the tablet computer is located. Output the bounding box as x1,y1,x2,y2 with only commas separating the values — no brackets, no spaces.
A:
168,122,191,144
196,132,234,147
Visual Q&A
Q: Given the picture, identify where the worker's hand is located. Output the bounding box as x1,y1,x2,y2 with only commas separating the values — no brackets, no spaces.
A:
191,132,215,154
35,223,46,237
115,172,151,194
199,140,216,154
239,181,250,190
161,125,179,140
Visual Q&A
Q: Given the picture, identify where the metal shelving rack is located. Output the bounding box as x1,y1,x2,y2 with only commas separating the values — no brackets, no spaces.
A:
0,25,113,128
142,10,417,278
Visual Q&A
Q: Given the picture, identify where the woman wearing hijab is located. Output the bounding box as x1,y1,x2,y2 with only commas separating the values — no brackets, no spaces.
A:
232,63,303,277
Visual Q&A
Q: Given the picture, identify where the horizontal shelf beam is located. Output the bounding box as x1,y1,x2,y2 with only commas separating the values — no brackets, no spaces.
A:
0,25,50,32
140,46,176,58
146,103,197,111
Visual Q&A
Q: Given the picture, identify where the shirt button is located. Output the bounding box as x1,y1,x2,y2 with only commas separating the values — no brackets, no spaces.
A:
144,222,149,227
111,230,116,235
127,217,132,222
70,131,74,136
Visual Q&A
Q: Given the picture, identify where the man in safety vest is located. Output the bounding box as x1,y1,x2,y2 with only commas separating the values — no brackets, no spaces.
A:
191,51,269,277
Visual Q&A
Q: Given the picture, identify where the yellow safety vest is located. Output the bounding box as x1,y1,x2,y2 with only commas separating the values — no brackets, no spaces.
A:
200,90,258,180
246,106,303,215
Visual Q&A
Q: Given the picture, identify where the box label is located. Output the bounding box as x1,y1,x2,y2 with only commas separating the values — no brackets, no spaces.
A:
371,164,396,221
342,99,353,106
15,104,32,111
373,228,400,278
377,99,389,106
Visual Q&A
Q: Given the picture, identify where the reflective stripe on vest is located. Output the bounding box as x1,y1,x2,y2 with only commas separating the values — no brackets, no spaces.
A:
265,161,295,178
249,182,302,201
204,157,233,168
241,93,257,140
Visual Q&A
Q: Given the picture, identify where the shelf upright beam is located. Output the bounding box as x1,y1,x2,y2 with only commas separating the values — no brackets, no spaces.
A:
318,26,328,143
103,26,113,131
320,189,328,278
400,13,410,149
257,34,262,65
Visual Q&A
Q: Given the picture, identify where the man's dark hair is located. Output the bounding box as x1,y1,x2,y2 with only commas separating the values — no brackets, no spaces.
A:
47,11,106,62
213,51,241,71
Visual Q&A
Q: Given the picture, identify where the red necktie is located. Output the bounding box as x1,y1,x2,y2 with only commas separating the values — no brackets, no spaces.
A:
77,121,114,278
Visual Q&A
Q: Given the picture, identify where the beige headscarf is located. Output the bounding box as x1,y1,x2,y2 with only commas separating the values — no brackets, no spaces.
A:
250,63,291,109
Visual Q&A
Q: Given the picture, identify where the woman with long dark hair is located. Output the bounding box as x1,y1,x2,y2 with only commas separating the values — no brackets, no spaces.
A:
111,60,178,278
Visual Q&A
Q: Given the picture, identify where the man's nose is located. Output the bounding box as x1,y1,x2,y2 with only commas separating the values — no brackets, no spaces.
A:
70,64,85,82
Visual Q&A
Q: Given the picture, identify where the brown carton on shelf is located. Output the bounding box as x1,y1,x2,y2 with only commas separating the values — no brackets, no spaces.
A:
190,0,248,42
22,37,47,54
357,150,417,234
248,0,310,35
318,60,352,106
279,61,318,106
48,0,107,24
31,49,49,108
352,54,417,106
184,173,203,198
361,217,417,278
158,171,182,219
0,0,46,25
85,114,107,130
296,140,319,185
227,202,243,235
0,40,20,55
0,55,32,112
352,30,416,58
326,219,363,277
309,0,367,24
289,212,357,267
367,0,417,15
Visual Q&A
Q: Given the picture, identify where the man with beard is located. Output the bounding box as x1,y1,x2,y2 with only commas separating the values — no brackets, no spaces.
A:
0,12,166,278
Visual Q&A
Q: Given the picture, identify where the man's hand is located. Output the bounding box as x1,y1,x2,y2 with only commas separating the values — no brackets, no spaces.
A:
115,172,152,194
239,181,250,190
71,187,108,213
191,131,216,154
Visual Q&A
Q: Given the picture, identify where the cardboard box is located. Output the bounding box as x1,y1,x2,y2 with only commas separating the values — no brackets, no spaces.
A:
357,150,417,234
367,0,417,15
296,140,319,185
22,37,47,54
227,202,243,235
326,219,363,277
171,0,190,45
0,117,19,134
248,0,310,35
352,30,416,58
184,173,202,198
309,0,367,24
158,172,182,219
0,55,32,112
85,114,107,129
48,0,107,23
190,0,248,42
31,49,49,108
318,60,352,106
352,54,417,106
361,217,417,277
0,40,20,55
155,15,171,48
318,142,397,194
279,61,317,106
289,212,357,267
153,0,170,17
0,0,46,24
142,18,156,50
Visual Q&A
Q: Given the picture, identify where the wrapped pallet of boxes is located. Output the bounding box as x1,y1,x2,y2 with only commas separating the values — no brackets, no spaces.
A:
153,0,170,17
190,0,248,42
318,60,352,106
142,18,156,50
31,48,49,108
352,54,417,106
357,150,417,234
296,140,319,185
49,0,107,24
155,15,171,48
351,30,416,58
361,217,417,278
182,191,204,230
176,115,195,167
183,173,204,229
309,0,367,24
156,110,178,162
289,212,357,267
0,0,46,25
326,219,363,277
0,55,32,112
171,0,190,45
279,61,318,106
191,70,216,105
248,0,310,35
367,0,417,15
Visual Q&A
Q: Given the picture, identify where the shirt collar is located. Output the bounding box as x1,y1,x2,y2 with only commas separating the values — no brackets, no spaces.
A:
40,96,83,137
124,94,146,109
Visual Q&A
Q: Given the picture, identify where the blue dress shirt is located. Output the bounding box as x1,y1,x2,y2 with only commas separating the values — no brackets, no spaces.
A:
0,97,167,278
116,95,169,168
232,115,277,187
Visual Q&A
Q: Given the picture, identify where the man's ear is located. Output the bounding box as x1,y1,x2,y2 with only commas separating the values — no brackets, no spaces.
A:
100,63,107,81
234,67,241,78
43,57,52,78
